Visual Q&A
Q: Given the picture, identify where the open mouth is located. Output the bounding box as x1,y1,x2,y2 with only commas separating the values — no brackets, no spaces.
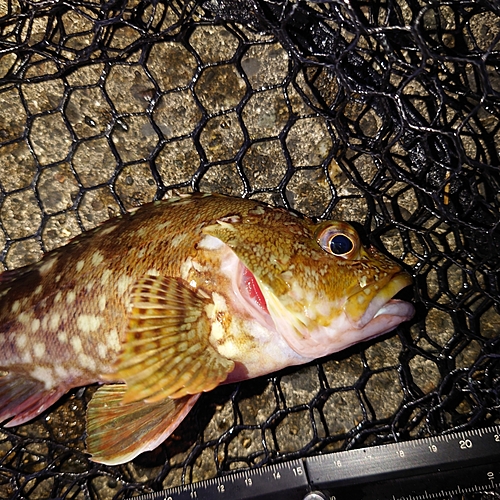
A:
344,271,415,328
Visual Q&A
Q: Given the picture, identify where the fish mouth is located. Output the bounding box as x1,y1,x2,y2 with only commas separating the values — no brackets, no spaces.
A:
344,271,415,329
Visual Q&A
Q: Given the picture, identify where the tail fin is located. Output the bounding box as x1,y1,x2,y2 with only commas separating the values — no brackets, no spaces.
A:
86,383,200,465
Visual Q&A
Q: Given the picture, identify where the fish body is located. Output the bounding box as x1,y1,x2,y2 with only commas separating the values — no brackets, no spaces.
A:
0,193,414,464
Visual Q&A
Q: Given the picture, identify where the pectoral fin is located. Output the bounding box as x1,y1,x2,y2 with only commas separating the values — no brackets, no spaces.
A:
86,383,200,465
108,276,234,404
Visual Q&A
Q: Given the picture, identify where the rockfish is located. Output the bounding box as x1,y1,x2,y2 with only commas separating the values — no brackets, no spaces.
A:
0,193,414,464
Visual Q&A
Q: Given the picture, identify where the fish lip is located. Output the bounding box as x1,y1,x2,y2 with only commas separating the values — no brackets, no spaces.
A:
345,271,415,328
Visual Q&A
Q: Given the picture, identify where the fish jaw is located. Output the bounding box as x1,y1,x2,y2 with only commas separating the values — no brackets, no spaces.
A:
259,269,414,359
344,270,414,328
267,297,414,359
219,245,414,360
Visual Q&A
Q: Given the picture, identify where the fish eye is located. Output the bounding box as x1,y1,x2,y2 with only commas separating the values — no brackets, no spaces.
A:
315,222,359,258
329,234,354,255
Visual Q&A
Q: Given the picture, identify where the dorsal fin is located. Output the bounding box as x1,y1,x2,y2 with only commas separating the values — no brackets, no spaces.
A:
0,265,36,285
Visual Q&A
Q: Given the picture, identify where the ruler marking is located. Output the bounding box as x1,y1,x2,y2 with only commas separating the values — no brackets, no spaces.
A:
132,426,500,500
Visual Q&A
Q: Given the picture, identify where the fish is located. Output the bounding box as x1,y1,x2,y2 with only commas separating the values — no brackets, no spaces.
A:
0,193,414,464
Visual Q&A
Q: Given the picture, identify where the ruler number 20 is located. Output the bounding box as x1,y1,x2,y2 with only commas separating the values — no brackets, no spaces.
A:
459,439,472,449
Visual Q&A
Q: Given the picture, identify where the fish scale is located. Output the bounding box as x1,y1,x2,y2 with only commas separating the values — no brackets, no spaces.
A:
0,193,414,465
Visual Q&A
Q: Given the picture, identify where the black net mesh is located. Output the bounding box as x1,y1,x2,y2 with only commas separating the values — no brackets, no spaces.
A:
1,0,500,498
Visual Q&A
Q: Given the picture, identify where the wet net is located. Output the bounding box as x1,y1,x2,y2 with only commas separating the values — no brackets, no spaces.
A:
0,0,500,498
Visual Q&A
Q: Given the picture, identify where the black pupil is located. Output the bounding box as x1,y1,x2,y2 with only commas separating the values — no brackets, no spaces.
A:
329,234,353,255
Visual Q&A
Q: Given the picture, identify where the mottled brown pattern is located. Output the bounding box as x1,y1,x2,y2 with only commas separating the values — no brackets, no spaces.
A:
0,193,413,464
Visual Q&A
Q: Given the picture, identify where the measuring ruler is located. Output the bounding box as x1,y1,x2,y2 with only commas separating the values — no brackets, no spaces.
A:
132,425,500,499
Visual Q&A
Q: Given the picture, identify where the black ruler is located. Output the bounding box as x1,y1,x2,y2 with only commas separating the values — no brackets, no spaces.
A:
132,425,500,500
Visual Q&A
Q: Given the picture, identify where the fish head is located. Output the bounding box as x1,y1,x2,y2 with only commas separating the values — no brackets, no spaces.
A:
204,206,414,359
